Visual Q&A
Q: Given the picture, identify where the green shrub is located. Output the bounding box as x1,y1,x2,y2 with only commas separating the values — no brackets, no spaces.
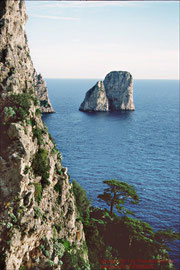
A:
33,183,42,205
29,88,34,95
3,93,40,123
32,126,43,145
30,117,36,127
40,100,50,108
12,93,31,114
6,93,32,121
61,249,89,270
83,215,105,270
44,250,49,258
53,240,65,258
31,118,45,146
57,152,63,160
26,119,31,125
54,182,62,193
19,266,27,270
34,207,42,219
52,225,57,238
24,127,27,134
57,169,63,175
19,107,27,120
24,165,30,175
47,259,54,267
51,147,58,155
72,180,90,219
54,181,62,205
35,108,41,116
61,240,70,251
4,107,16,120
43,122,48,132
32,149,50,187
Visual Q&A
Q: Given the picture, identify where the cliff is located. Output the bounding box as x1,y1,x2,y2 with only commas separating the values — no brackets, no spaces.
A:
0,1,89,269
34,72,55,113
79,71,135,112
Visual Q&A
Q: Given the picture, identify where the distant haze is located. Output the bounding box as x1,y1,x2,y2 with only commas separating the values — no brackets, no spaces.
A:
26,1,179,79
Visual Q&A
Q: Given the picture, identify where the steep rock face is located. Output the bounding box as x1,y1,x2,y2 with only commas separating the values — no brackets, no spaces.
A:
34,72,55,113
79,81,109,112
0,1,89,269
79,71,135,112
104,71,135,111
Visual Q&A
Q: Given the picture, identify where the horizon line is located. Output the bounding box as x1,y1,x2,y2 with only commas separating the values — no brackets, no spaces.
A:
44,78,179,80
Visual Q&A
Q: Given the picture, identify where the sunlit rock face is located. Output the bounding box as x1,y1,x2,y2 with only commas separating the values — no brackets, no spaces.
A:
34,73,55,113
79,81,109,112
0,1,89,269
79,71,135,112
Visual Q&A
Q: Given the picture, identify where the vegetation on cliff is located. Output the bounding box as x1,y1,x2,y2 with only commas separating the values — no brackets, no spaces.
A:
73,180,180,270
98,180,139,216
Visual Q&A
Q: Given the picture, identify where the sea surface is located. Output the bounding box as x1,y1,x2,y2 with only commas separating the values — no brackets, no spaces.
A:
42,79,179,269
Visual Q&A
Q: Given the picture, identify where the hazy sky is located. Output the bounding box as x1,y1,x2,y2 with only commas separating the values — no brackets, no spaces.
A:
25,1,179,79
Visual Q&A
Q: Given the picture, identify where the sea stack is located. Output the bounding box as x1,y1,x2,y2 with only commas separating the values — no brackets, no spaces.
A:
79,71,135,112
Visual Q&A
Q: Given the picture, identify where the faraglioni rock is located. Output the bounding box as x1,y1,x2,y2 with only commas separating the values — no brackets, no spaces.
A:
0,1,89,269
80,81,109,112
79,71,135,112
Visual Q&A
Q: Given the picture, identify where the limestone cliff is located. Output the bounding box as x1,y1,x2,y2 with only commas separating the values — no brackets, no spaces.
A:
0,1,89,269
34,72,55,113
79,71,135,112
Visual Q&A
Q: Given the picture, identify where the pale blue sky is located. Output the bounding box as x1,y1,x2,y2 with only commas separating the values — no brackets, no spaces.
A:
25,1,179,79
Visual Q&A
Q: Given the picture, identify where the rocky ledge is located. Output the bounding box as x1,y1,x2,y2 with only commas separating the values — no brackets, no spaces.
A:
79,71,135,112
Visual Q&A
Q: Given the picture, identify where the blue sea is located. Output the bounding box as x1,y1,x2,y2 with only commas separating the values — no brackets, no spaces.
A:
42,79,179,269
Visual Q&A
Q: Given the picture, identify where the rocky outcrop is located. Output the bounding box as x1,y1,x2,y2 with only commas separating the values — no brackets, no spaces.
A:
34,72,55,113
0,1,89,269
79,81,109,112
79,71,135,112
